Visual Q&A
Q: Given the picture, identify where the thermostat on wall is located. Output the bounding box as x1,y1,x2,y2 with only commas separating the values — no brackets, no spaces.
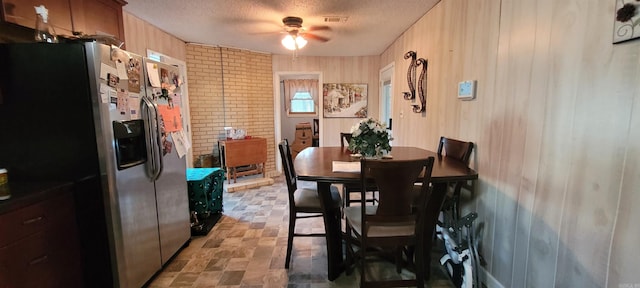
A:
458,80,476,100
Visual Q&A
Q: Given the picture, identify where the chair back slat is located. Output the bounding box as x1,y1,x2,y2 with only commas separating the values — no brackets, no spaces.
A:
340,132,352,149
360,157,435,228
437,136,474,164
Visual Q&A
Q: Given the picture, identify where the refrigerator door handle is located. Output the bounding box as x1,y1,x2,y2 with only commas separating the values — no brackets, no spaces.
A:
141,96,156,179
150,99,164,179
141,96,163,180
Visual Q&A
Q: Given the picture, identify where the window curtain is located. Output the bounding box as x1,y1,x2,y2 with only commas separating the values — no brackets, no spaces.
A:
283,79,318,112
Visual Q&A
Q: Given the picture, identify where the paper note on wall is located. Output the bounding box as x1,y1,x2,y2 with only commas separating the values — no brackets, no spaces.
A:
146,62,161,87
157,104,182,133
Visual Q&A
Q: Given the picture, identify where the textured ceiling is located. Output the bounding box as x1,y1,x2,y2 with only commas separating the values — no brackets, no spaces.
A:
123,0,440,56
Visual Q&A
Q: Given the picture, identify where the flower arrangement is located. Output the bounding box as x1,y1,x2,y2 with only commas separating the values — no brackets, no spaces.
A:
348,117,392,158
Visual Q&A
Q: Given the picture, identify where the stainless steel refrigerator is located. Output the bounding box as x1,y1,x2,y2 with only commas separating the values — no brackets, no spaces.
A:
0,42,191,288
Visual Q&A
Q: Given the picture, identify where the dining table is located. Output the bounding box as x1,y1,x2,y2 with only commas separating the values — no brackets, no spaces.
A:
293,146,479,281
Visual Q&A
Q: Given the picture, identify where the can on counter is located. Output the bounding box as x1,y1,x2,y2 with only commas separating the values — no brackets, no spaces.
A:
0,168,9,200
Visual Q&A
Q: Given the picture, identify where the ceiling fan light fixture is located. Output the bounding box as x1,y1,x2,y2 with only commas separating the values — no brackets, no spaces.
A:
282,34,307,50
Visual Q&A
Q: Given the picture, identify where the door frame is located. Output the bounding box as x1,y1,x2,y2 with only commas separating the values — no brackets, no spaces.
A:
379,62,395,143
273,71,323,173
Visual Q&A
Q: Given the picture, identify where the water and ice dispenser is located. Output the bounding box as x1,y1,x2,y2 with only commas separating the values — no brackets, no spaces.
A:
113,120,147,170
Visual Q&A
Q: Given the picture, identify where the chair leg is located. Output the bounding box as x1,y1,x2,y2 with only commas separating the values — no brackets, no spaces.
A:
453,190,461,221
345,225,354,275
395,247,403,273
359,244,366,288
285,212,296,269
343,186,351,208
415,242,426,288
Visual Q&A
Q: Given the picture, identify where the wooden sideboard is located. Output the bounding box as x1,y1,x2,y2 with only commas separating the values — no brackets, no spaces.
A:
219,138,267,183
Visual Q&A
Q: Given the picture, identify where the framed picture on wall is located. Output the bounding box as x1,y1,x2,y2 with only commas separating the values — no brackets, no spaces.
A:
613,0,640,43
323,83,368,118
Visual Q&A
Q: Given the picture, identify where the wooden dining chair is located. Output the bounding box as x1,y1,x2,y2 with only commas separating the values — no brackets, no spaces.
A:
340,132,377,208
437,136,474,223
340,132,353,149
278,139,341,269
312,119,319,147
344,157,435,287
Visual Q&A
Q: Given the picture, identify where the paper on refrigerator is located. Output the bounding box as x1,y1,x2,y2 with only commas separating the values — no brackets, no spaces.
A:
171,130,191,158
146,62,161,87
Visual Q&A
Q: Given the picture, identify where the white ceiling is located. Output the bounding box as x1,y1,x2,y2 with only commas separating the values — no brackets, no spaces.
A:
123,0,440,57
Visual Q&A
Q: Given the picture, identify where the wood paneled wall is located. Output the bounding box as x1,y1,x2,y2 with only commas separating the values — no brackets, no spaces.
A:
122,11,185,61
381,0,640,287
272,55,380,146
123,1,640,285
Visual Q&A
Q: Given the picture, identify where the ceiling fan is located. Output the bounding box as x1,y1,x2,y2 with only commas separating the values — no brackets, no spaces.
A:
280,16,331,51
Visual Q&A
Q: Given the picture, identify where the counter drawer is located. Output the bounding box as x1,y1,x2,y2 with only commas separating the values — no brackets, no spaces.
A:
0,192,74,248
0,229,81,287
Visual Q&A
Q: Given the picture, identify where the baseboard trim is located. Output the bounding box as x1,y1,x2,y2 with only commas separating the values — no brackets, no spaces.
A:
480,266,505,288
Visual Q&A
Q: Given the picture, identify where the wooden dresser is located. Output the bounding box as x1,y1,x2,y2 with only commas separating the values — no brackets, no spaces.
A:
219,137,267,183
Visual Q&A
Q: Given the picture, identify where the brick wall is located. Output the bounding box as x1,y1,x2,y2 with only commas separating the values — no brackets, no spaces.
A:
186,45,276,176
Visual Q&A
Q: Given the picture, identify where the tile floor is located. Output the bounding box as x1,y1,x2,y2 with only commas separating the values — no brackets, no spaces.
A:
147,176,455,287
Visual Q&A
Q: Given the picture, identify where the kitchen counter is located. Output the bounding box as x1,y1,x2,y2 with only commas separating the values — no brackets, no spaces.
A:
0,181,74,214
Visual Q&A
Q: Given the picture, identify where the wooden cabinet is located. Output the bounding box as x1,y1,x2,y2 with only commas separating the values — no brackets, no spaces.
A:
1,0,126,42
219,138,267,183
71,0,126,42
1,0,74,35
0,183,82,287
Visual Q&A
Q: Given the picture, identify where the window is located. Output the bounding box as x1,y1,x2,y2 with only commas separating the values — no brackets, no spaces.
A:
290,91,315,114
283,79,318,116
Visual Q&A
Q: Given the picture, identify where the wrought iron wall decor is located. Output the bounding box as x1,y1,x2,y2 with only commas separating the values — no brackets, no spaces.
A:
403,51,417,100
413,58,427,113
402,50,427,113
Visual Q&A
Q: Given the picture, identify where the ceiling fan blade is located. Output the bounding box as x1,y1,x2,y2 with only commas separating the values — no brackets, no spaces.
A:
306,25,331,32
302,33,330,42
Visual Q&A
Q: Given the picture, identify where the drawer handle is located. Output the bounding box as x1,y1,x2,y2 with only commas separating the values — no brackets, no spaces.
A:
23,216,44,225
29,255,48,266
